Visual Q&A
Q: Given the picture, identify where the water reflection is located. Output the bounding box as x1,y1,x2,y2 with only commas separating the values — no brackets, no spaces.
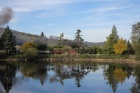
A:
130,65,140,93
103,63,134,93
0,62,17,93
45,63,93,87
0,62,139,93
20,63,47,86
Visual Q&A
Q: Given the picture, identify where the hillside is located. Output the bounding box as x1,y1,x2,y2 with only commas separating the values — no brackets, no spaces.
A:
0,28,47,45
0,27,104,46
84,41,104,46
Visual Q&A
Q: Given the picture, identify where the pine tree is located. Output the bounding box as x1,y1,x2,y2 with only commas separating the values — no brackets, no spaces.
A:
74,29,84,53
58,33,64,48
104,25,119,54
126,40,134,55
123,40,134,55
41,31,44,37
1,26,16,54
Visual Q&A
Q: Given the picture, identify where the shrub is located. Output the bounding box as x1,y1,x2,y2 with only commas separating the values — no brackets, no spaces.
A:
24,48,38,59
21,41,37,53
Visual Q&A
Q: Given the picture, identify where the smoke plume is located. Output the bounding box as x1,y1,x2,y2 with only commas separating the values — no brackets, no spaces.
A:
0,7,14,26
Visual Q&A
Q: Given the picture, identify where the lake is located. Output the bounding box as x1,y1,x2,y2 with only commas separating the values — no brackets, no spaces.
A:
0,61,139,93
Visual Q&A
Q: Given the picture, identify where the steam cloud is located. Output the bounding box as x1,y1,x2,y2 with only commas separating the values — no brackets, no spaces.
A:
0,7,14,26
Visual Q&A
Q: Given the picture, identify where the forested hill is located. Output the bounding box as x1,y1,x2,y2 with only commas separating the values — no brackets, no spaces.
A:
0,27,104,46
84,41,104,46
0,27,47,45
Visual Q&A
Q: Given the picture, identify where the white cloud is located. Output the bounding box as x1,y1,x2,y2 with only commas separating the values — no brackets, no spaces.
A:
78,5,133,14
13,7,32,12
0,0,86,13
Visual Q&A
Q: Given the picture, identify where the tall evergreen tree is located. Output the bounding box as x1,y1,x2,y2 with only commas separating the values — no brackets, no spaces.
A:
131,22,140,60
123,40,134,55
74,29,84,53
104,25,119,54
41,31,44,37
127,40,135,54
1,26,16,54
58,33,64,48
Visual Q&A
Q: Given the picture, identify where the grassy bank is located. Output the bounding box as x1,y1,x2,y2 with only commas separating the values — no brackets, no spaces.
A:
46,54,134,60
45,54,139,64
0,53,139,64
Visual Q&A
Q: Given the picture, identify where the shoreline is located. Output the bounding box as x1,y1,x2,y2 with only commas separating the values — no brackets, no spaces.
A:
0,58,140,64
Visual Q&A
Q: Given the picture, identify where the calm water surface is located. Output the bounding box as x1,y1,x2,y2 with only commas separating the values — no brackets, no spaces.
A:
0,62,139,93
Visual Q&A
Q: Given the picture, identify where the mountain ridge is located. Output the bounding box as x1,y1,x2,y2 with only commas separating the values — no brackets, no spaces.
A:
0,27,104,46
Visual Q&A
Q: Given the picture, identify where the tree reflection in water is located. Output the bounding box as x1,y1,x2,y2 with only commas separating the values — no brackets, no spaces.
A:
20,62,48,86
0,62,140,93
130,65,140,93
103,64,118,93
114,68,127,84
103,63,135,93
48,63,94,87
131,83,140,93
0,62,17,93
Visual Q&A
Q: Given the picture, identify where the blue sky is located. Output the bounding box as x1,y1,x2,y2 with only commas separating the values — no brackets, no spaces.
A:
0,0,140,42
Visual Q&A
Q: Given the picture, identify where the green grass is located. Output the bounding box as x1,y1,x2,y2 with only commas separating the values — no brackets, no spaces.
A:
43,54,133,59
0,51,135,60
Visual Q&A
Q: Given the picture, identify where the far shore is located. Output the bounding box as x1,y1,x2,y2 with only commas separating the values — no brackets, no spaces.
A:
0,58,140,64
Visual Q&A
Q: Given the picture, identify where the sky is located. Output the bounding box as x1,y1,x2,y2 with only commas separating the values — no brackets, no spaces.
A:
0,0,140,42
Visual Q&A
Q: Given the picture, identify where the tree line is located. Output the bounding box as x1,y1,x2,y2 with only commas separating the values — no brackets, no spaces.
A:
0,22,140,60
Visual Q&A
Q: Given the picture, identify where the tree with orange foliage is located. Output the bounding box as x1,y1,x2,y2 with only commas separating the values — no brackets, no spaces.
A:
21,41,38,59
21,41,37,53
113,38,127,54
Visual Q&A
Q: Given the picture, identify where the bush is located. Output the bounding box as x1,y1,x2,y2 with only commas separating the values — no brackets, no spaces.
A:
24,48,38,59
21,41,37,53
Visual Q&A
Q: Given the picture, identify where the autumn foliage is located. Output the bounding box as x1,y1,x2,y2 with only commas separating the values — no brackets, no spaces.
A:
114,68,127,83
21,41,38,59
21,41,37,52
113,38,127,54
